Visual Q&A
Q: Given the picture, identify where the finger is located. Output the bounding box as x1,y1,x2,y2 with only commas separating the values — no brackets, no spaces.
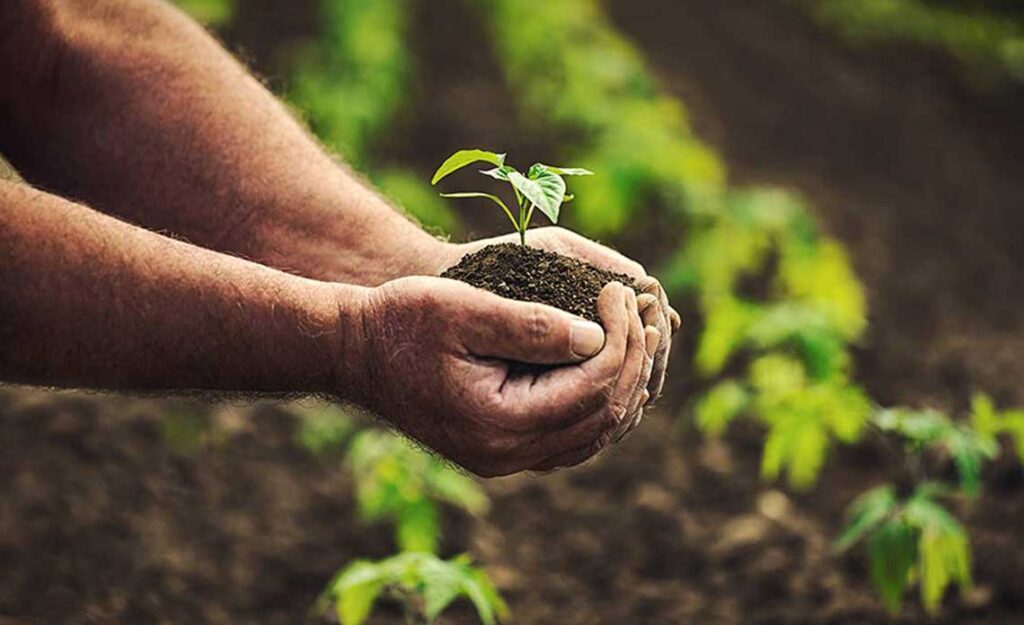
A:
528,431,614,472
600,288,646,443
459,292,606,365
637,293,659,316
637,277,672,402
512,323,655,459
614,326,657,442
620,401,647,441
500,282,631,431
512,399,620,466
669,308,682,333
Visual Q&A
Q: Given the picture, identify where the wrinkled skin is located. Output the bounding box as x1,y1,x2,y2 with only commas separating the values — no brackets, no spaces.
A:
440,227,682,434
351,277,655,477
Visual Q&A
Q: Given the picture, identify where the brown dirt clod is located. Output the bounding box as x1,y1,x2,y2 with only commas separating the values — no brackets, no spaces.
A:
440,242,638,323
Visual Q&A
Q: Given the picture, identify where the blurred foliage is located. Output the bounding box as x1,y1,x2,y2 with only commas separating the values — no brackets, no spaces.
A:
873,407,998,497
347,430,488,554
836,483,972,613
798,0,1024,84
295,403,358,455
290,0,409,164
485,0,725,234
321,552,509,625
172,0,233,26
836,397,1020,612
970,392,1024,462
289,0,458,233
483,0,868,489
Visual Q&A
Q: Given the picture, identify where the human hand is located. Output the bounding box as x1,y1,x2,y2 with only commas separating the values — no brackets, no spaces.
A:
443,227,680,420
345,277,653,476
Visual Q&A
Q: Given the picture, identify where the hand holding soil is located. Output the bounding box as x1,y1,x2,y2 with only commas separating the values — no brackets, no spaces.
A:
347,276,652,476
443,226,680,404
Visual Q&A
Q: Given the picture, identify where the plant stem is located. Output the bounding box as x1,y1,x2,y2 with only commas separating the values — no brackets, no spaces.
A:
518,196,526,246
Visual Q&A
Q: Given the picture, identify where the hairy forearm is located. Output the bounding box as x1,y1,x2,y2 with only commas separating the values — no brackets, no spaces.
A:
0,0,443,286
0,180,368,394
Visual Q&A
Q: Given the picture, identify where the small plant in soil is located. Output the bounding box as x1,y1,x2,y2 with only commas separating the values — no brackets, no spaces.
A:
835,405,1001,614
431,148,592,246
432,149,636,322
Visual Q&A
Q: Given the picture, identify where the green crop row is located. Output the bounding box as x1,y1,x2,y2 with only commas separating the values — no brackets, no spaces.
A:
481,0,869,490
479,0,1023,612
796,0,1024,84
289,0,459,234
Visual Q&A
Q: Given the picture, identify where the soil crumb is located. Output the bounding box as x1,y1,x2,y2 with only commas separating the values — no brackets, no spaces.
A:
441,243,637,322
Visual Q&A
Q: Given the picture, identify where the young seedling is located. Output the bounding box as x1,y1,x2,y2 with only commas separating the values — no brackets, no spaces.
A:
431,149,592,245
835,406,1002,614
321,552,509,625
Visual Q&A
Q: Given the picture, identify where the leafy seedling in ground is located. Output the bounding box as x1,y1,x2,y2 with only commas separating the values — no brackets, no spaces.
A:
432,149,637,321
431,149,591,246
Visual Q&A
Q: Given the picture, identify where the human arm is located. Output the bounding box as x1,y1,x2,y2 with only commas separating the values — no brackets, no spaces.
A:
0,180,645,474
0,0,670,419
0,0,443,286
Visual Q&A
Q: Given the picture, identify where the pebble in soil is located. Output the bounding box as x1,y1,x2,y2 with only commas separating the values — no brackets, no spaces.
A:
441,242,639,323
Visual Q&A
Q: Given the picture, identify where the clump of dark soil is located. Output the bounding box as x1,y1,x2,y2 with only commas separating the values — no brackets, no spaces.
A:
441,243,637,322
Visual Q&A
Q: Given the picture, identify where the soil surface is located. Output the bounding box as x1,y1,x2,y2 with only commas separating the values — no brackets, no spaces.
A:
441,243,635,322
3,1,1024,625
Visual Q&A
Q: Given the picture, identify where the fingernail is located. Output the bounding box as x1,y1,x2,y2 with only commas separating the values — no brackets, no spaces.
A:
570,320,605,358
641,389,651,405
644,326,660,357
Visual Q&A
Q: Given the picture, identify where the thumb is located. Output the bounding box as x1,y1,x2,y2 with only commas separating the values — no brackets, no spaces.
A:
461,296,606,365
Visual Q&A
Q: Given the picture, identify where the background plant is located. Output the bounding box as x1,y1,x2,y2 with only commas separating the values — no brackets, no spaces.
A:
835,404,1003,613
794,0,1024,85
167,0,1024,617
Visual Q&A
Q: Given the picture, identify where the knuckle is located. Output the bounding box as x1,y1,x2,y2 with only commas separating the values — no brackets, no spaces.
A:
524,305,554,346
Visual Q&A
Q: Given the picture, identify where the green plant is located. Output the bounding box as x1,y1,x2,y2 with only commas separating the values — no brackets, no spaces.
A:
970,392,1024,462
873,407,998,497
321,552,509,625
836,482,972,613
431,149,592,245
795,0,1024,85
480,0,868,489
834,403,1006,613
347,430,489,554
289,0,459,233
318,431,505,624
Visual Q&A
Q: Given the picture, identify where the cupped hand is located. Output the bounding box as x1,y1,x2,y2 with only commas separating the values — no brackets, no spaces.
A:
442,227,680,421
348,276,651,477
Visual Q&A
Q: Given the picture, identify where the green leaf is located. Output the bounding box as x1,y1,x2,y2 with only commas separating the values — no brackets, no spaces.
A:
918,524,971,613
397,499,439,554
695,381,749,436
440,192,518,231
331,561,387,625
509,167,566,224
537,164,594,176
867,519,917,613
432,149,506,185
835,484,898,551
422,563,466,621
460,568,510,625
969,393,1000,437
479,165,516,181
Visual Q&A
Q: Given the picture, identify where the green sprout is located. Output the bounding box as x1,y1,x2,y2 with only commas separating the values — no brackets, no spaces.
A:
321,552,509,625
430,149,592,246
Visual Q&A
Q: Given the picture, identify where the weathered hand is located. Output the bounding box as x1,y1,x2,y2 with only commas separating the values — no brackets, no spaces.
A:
444,227,680,425
347,276,650,476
